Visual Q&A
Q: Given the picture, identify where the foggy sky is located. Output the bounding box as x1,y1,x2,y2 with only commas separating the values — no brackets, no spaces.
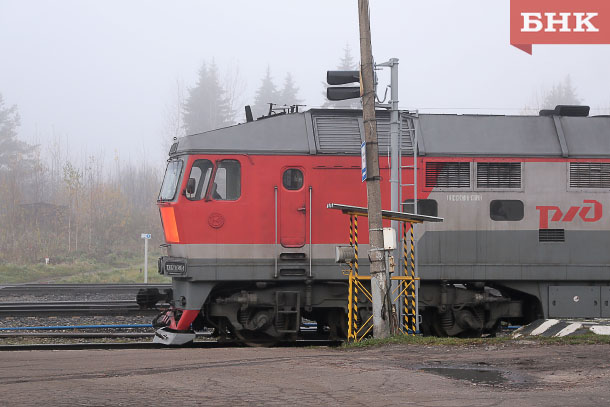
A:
1,0,609,165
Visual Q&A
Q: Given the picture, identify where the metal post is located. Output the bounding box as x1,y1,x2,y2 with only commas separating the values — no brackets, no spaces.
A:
141,233,151,283
377,58,400,244
358,0,390,339
377,58,401,330
414,120,420,333
144,237,148,284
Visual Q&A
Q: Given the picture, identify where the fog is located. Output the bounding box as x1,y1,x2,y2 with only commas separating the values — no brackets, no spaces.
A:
1,0,609,165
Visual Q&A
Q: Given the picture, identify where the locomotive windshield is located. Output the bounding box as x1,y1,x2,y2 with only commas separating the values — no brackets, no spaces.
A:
158,159,183,201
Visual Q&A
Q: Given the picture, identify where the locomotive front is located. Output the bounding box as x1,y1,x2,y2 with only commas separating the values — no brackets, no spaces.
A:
154,151,251,344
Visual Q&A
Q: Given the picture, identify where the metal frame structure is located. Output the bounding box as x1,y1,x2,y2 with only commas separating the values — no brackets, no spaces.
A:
327,203,442,341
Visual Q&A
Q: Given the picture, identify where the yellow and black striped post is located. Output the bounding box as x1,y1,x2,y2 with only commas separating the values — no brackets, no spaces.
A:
408,222,416,334
402,222,410,334
348,215,354,341
352,215,360,340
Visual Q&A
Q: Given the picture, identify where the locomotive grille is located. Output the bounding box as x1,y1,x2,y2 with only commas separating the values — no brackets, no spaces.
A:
569,162,610,188
315,116,362,153
313,114,415,154
476,162,521,189
539,229,565,243
425,162,470,188
377,115,415,153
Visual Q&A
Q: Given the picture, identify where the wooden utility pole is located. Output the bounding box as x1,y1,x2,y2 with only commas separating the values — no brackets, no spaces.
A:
358,0,390,338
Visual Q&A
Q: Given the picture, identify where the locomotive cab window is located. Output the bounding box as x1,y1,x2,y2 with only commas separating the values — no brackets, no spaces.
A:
490,200,524,221
185,159,213,201
283,168,303,190
159,159,184,201
211,160,241,200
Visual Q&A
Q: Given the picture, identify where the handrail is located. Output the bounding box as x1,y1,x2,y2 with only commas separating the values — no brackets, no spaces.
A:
274,186,278,278
309,186,313,277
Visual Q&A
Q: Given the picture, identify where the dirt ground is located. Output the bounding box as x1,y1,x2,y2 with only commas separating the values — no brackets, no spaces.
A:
1,341,609,406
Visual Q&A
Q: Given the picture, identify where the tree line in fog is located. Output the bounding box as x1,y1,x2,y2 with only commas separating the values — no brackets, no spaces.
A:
0,93,162,264
163,45,361,142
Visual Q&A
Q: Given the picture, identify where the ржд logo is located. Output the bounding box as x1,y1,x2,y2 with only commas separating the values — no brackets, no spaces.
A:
536,200,602,229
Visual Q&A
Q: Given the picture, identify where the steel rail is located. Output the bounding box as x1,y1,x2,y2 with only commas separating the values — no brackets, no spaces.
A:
0,283,171,294
0,300,161,316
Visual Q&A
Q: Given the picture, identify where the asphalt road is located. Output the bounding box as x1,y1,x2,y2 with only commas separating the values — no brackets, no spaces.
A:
1,342,609,406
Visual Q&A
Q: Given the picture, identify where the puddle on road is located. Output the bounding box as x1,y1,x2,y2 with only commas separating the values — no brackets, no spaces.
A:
420,367,507,385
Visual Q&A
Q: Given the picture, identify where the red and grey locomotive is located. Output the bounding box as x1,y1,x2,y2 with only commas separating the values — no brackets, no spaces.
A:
153,106,610,345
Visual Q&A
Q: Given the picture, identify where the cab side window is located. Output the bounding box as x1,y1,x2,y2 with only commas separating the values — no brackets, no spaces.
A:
283,168,303,190
212,160,241,200
186,160,213,201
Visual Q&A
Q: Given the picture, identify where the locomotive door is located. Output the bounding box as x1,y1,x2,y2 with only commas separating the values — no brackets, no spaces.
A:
280,167,306,247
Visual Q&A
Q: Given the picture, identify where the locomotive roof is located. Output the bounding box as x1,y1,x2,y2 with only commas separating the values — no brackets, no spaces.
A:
173,108,610,158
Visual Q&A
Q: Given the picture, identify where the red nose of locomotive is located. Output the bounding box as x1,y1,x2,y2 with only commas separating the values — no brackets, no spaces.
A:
159,204,180,243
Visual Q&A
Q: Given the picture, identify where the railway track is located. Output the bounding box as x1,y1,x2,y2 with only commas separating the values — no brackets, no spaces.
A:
0,300,161,316
0,283,171,296
0,327,341,351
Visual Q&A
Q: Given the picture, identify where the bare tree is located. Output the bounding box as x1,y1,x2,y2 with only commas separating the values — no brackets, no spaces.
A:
160,78,186,155
223,63,247,123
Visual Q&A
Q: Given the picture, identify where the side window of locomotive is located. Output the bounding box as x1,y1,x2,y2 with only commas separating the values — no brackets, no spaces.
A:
159,159,184,201
185,159,213,201
283,169,303,190
402,199,438,217
212,160,241,200
490,200,524,221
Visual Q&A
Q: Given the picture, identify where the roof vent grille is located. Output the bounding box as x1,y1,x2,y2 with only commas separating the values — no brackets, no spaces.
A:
476,163,521,188
570,162,610,188
425,162,470,188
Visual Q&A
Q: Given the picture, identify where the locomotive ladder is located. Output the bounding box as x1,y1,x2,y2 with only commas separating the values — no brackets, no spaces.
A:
398,112,420,333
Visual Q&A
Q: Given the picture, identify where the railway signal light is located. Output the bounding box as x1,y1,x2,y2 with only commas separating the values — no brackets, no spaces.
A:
326,70,362,101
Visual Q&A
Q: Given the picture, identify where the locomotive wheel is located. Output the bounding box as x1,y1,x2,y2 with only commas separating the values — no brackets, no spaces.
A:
234,330,280,347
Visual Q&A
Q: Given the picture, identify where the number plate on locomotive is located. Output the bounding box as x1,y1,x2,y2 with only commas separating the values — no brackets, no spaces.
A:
165,261,187,275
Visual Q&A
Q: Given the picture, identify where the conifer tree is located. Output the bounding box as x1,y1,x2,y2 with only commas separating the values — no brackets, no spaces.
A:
542,75,581,108
278,73,303,107
182,61,234,135
252,66,280,118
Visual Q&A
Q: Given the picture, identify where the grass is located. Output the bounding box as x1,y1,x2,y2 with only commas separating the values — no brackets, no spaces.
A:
0,252,170,284
342,331,610,348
